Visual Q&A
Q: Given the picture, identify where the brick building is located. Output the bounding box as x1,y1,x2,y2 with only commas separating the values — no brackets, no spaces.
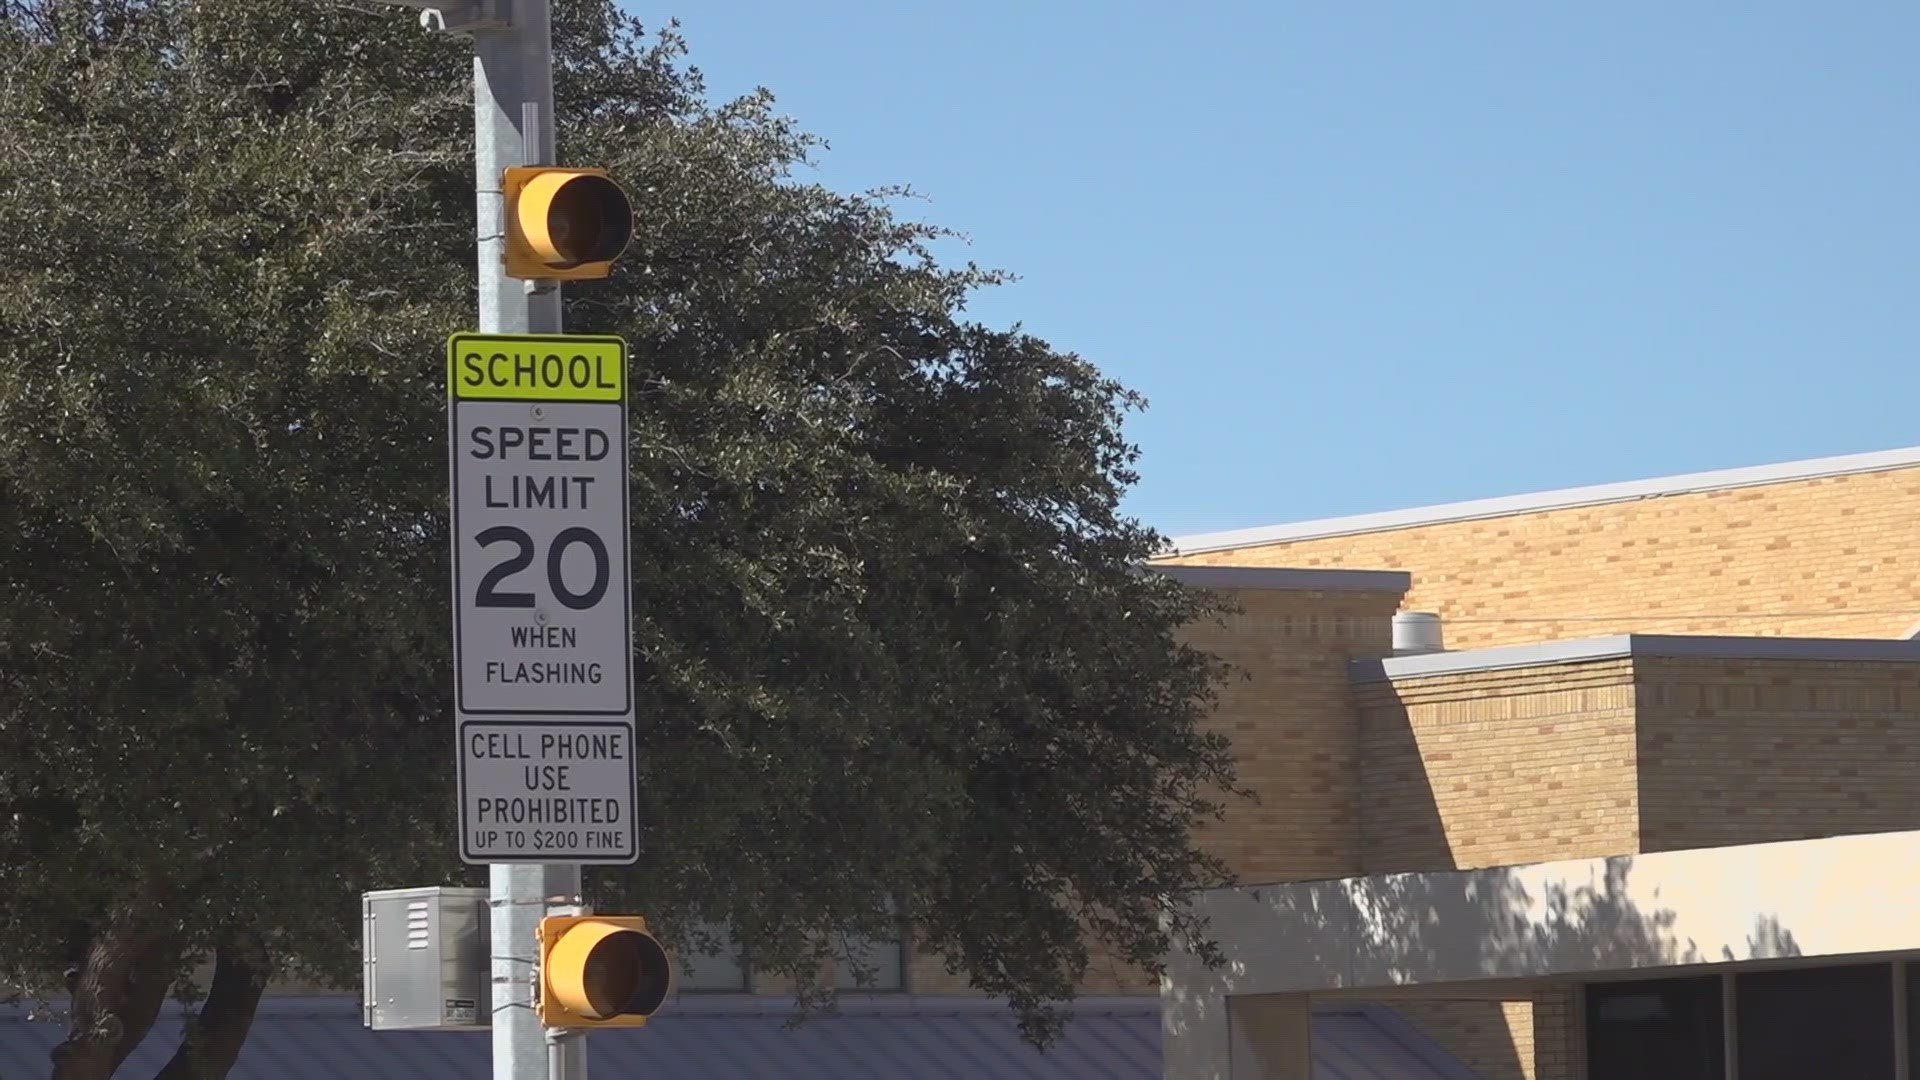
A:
1150,445,1920,1079
18,446,1920,1078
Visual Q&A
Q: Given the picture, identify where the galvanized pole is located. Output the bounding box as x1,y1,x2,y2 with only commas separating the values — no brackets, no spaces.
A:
472,4,583,1080
474,0,560,336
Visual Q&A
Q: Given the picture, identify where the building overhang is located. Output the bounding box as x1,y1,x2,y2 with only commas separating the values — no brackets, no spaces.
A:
1165,828,1920,1003
1148,565,1412,594
1349,633,1920,684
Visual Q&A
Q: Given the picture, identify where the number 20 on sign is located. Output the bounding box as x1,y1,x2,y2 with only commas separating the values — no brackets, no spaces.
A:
448,332,638,865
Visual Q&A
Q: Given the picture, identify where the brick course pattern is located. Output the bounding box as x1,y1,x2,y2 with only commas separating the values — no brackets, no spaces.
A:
1353,652,1920,871
1179,586,1404,883
1387,999,1534,1080
1529,985,1580,1080
1355,660,1640,872
1157,467,1920,648
1635,655,1920,853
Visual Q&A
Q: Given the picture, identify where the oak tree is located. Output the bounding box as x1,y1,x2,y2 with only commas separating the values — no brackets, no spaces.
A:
0,1,1239,1075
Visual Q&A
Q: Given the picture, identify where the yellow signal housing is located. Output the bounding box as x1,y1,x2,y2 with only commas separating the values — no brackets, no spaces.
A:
536,915,672,1028
503,167,635,281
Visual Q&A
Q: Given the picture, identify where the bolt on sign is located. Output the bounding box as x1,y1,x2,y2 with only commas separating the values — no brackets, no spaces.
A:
447,332,638,865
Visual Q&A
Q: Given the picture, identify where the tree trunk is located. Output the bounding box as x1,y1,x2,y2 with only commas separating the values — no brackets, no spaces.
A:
152,932,271,1080
50,921,177,1080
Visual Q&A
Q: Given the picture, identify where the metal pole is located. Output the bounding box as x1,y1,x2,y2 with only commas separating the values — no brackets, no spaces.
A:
490,866,580,1080
473,4,577,1080
474,0,561,336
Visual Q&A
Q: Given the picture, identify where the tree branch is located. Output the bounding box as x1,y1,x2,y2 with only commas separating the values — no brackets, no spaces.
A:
50,921,177,1080
152,931,271,1080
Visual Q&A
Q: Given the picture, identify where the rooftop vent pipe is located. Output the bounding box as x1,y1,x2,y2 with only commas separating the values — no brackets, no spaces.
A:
1392,611,1445,655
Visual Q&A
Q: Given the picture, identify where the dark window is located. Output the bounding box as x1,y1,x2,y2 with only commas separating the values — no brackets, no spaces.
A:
1905,965,1920,1078
1586,976,1723,1080
1736,963,1892,1080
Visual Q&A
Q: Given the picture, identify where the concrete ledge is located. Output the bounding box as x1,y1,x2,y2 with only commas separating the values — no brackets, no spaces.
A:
1167,445,1920,555
1150,565,1412,594
1349,633,1920,683
1166,828,1920,999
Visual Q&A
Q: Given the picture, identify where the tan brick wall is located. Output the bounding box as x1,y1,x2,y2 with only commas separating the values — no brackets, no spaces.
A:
1530,985,1581,1080
1635,655,1920,853
1389,1000,1533,1080
1357,660,1640,872
1148,465,1920,1074
1180,586,1404,883
1157,467,1920,647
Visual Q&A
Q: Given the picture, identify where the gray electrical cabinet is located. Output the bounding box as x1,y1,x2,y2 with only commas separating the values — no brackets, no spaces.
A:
362,886,490,1031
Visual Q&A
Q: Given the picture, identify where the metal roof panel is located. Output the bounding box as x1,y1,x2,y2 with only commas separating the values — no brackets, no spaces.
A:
0,996,1478,1079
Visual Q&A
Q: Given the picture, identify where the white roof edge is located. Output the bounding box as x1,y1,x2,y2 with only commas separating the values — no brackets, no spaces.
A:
1351,635,1636,682
1169,445,1920,555
1351,633,1920,683
1149,565,1412,593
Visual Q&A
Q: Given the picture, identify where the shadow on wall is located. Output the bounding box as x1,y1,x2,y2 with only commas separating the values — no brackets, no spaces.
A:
1355,694,1459,874
1281,857,1804,986
1159,857,1804,1076
1163,858,1804,1056
1366,999,1530,1080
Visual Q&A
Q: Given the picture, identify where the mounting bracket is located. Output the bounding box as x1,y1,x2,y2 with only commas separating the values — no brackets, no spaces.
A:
375,0,511,34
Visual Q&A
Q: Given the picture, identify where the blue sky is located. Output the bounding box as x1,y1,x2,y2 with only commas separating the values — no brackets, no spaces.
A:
621,1,1920,538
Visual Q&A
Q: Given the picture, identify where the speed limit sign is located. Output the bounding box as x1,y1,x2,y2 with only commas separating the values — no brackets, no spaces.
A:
447,332,637,864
